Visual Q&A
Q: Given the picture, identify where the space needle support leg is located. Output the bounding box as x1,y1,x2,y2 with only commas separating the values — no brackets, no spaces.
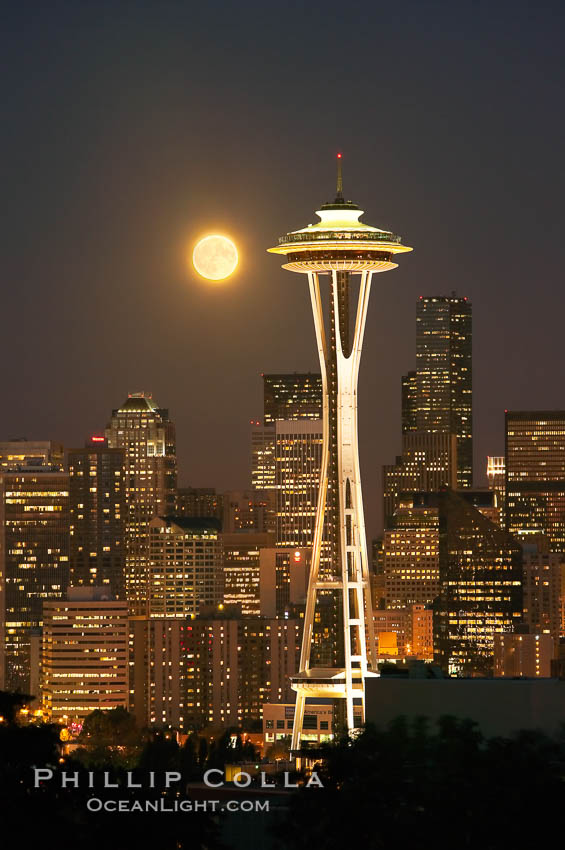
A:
350,271,377,674
291,271,329,755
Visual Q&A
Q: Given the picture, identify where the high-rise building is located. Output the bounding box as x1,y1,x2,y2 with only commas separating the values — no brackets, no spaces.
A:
401,371,418,434
185,616,301,728
68,438,126,599
382,431,457,528
0,440,64,471
251,423,276,492
494,632,553,678
434,489,523,676
129,614,301,730
487,456,506,526
505,411,565,551
275,421,323,549
268,155,412,744
382,495,440,610
263,373,323,425
415,295,472,488
222,531,275,616
148,516,223,618
522,542,561,643
0,468,69,692
42,587,128,722
176,487,223,522
105,393,177,615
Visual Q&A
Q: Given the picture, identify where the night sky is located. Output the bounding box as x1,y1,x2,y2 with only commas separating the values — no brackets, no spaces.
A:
2,0,565,538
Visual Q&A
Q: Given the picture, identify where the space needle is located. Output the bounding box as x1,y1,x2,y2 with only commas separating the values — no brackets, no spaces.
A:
268,155,412,751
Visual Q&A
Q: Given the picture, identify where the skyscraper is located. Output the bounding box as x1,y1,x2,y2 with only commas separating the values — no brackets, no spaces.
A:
275,421,323,550
415,295,472,488
263,373,323,424
505,411,565,551
0,467,69,692
148,516,223,618
434,489,523,676
268,156,411,744
222,531,274,616
105,393,177,615
68,438,126,599
382,432,457,528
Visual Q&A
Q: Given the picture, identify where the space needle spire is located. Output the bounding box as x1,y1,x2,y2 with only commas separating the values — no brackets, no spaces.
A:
268,157,412,755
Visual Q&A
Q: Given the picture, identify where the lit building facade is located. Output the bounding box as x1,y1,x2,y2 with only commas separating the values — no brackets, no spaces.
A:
0,469,69,692
222,531,275,616
505,411,565,551
42,587,128,722
434,489,523,676
105,393,177,615
487,456,506,526
413,295,473,488
0,440,64,471
68,439,126,599
263,703,332,747
522,543,561,643
130,615,301,730
275,420,323,549
148,516,223,618
494,632,553,678
383,431,456,529
259,546,310,618
382,495,440,610
263,373,322,425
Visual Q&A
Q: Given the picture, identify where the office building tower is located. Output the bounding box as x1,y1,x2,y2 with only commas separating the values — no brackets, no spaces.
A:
68,438,126,599
251,423,276,492
434,489,523,676
148,516,223,618
487,456,506,526
222,531,275,616
401,371,418,434
415,295,472,487
263,373,323,424
222,489,276,534
42,587,128,722
0,440,64,471
275,420,323,549
522,543,561,643
0,468,69,692
372,604,434,661
494,632,553,678
505,411,565,551
383,432,457,528
176,487,223,522
105,393,177,615
382,494,440,609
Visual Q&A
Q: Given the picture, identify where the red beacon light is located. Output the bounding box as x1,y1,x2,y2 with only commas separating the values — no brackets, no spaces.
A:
293,550,301,563
91,435,105,443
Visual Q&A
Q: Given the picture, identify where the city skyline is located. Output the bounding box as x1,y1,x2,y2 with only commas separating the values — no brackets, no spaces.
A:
3,2,565,544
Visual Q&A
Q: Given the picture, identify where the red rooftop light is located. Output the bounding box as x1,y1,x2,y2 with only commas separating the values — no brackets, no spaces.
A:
91,436,105,443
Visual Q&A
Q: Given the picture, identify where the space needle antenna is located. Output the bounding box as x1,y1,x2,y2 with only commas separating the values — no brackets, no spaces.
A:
336,152,344,201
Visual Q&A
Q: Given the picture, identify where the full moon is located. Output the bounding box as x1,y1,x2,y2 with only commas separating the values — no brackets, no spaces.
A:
192,234,238,281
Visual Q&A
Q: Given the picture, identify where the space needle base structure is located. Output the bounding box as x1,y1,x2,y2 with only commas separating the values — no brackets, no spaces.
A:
268,156,411,752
